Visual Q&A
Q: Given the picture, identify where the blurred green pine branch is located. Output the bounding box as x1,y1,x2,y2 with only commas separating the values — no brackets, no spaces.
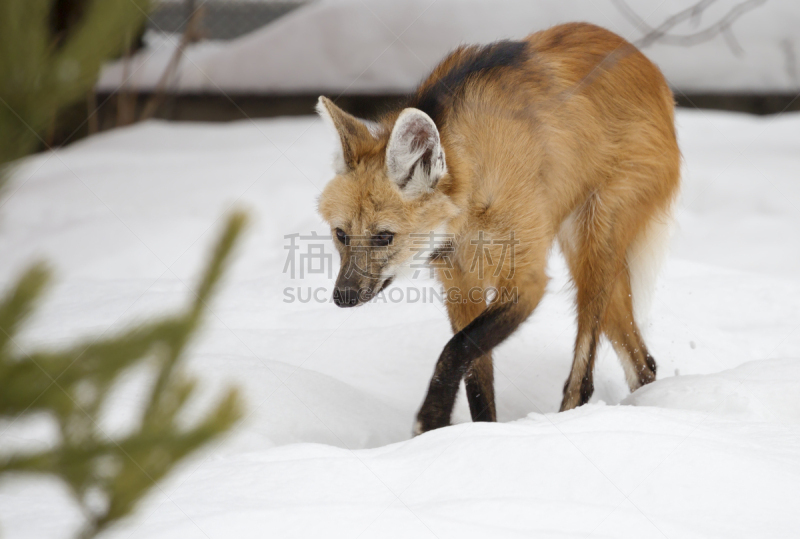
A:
0,2,247,538
0,212,247,539
0,0,152,185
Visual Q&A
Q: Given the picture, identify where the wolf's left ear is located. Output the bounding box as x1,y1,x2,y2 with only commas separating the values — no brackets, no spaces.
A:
386,108,446,198
317,96,375,174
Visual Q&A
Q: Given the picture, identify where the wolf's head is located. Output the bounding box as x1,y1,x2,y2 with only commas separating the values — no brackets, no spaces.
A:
316,97,458,308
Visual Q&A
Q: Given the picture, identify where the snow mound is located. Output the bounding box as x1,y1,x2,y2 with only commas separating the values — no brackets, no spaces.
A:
98,405,800,538
624,358,800,423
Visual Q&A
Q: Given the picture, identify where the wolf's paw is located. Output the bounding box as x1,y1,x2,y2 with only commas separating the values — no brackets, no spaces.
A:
414,407,451,436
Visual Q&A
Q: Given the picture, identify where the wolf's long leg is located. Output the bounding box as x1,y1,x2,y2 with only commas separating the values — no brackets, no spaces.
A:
415,277,544,434
604,268,657,392
465,354,495,422
444,282,496,423
557,182,669,410
558,194,622,412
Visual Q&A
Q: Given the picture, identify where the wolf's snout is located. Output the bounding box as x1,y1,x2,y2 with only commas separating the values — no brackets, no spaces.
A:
333,287,361,308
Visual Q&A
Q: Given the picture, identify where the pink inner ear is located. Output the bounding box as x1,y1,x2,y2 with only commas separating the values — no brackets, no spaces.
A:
387,109,445,192
402,117,437,152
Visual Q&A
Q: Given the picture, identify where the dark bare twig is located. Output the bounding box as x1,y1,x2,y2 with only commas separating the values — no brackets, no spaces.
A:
552,0,766,107
139,7,205,121
613,0,768,56
115,32,136,127
720,25,745,56
614,0,715,41
86,89,98,135
690,2,708,28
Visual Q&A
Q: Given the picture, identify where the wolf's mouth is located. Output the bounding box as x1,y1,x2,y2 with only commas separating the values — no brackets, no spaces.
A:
346,276,394,307
375,275,395,295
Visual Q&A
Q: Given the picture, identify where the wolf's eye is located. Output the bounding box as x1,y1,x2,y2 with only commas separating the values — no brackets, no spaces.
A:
335,228,348,245
372,231,394,247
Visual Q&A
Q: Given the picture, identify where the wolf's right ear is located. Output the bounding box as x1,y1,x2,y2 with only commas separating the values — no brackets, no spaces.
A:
317,96,373,174
386,108,446,198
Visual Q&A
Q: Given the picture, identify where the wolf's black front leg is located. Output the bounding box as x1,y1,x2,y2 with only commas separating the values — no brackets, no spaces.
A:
415,298,536,435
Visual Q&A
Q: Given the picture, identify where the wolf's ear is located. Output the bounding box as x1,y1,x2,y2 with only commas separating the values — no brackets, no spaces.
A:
386,108,446,198
317,96,374,174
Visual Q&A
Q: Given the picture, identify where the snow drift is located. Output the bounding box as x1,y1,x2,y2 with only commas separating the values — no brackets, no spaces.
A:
0,109,799,537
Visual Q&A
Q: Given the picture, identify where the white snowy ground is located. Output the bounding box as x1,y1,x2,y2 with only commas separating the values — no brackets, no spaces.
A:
1,109,800,538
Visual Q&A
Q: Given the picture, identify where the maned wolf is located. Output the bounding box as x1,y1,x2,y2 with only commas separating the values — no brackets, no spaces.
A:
316,22,680,435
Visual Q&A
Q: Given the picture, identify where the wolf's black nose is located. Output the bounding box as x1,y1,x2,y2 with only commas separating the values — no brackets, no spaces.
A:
333,287,360,308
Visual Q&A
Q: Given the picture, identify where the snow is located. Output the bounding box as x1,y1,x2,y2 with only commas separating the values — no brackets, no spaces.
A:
98,0,800,94
1,107,800,537
623,358,800,422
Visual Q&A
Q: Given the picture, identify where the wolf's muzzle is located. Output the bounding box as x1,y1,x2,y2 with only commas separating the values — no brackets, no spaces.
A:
333,287,360,308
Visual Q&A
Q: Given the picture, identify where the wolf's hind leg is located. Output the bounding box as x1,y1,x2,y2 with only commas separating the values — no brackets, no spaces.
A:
558,195,623,412
604,267,657,392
